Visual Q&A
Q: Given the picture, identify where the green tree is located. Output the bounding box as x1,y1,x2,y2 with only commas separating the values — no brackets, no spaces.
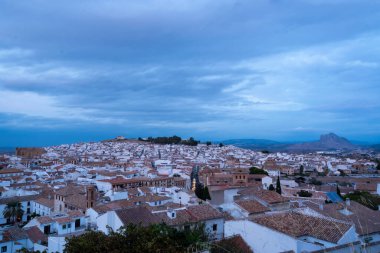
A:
268,184,275,191
310,178,322,186
338,169,346,177
297,190,312,197
299,165,304,175
219,143,224,147
65,223,209,253
195,183,205,200
206,141,212,146
249,167,268,175
276,176,282,195
377,160,380,170
344,191,380,210
336,185,341,197
203,186,211,201
3,201,24,224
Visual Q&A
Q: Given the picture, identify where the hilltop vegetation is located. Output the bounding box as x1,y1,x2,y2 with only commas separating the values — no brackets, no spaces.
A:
139,136,200,146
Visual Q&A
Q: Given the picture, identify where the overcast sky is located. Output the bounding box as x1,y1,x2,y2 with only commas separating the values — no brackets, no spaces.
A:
1,0,380,146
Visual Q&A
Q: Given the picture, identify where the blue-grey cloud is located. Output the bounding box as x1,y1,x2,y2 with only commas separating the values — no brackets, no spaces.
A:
1,0,380,145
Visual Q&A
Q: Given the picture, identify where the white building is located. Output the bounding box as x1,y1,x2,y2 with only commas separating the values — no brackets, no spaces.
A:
24,211,87,253
97,204,225,240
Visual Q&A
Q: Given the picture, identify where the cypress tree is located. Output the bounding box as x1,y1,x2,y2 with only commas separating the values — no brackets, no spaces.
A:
195,183,205,200
300,165,304,175
276,176,282,195
336,185,341,197
204,186,211,200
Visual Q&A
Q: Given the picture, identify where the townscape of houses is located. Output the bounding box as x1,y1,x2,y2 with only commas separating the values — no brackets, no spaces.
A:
0,137,380,253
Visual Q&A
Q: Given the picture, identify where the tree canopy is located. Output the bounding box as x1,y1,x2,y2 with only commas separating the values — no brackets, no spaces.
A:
64,223,209,253
344,191,380,210
299,165,304,175
195,183,211,201
3,201,24,224
276,176,282,195
297,190,312,197
249,167,268,175
141,136,200,146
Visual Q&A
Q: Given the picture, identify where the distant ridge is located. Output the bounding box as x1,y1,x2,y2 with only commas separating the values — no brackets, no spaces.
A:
287,133,357,151
0,147,15,155
223,133,359,152
221,139,291,151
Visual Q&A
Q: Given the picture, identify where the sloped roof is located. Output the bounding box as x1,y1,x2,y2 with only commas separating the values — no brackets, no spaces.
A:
116,206,160,227
305,201,380,236
237,188,289,204
24,226,47,243
251,212,352,243
235,200,270,214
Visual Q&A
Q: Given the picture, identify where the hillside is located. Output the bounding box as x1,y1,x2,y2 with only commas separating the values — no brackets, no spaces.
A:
223,133,359,152
286,133,357,151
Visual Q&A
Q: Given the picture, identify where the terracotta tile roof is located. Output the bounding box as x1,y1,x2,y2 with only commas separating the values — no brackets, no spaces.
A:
251,212,352,243
24,226,47,243
68,210,84,218
0,168,23,174
235,200,270,214
305,201,380,236
105,199,136,211
0,195,38,204
34,197,54,208
186,204,224,222
92,204,112,214
116,206,160,227
214,235,253,253
145,202,182,212
36,216,54,224
65,194,87,210
1,227,28,242
55,184,86,197
116,204,224,227
55,217,72,224
237,188,289,204
155,209,195,226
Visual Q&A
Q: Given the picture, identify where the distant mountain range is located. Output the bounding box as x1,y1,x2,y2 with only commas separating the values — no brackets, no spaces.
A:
286,133,357,151
222,133,378,152
221,139,291,151
371,144,380,151
0,147,15,155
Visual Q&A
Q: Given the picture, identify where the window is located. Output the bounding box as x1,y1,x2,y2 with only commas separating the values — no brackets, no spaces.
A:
171,213,175,218
212,224,217,231
62,224,66,229
75,219,80,228
1,246,7,253
68,223,71,228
